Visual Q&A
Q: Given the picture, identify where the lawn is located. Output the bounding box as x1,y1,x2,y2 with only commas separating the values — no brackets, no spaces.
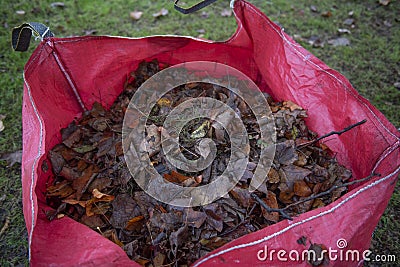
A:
0,0,399,266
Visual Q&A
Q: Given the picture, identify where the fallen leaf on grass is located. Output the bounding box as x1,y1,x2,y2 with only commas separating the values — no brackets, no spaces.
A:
0,115,5,132
50,2,65,8
310,5,318,12
220,9,232,17
153,8,168,18
321,11,332,18
338,28,351,34
343,18,355,26
379,0,391,6
308,36,325,48
328,37,350,47
130,11,143,20
0,150,22,167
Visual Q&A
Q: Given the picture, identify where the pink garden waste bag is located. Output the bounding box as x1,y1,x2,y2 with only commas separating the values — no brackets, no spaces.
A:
16,0,399,266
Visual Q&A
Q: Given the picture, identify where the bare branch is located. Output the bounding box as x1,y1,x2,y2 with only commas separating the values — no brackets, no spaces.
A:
299,119,367,148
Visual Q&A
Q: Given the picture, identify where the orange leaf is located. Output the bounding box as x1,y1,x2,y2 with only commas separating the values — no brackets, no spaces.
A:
163,170,192,183
294,180,312,197
62,199,86,207
125,215,144,231
262,191,279,222
283,100,303,111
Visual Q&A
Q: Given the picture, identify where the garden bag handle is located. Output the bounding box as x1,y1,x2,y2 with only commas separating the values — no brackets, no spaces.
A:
12,22,54,52
174,0,219,14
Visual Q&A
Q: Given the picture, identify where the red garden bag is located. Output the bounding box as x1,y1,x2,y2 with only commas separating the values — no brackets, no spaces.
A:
16,0,399,266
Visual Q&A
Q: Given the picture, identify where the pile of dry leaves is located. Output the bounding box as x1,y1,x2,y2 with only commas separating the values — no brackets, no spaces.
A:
46,60,353,266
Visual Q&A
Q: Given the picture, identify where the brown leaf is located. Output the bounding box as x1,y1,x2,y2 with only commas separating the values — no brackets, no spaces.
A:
283,101,303,112
125,215,144,231
96,135,114,158
262,191,279,222
295,197,314,214
169,226,189,256
204,204,223,232
62,199,86,207
72,165,98,200
282,165,312,188
110,194,141,229
274,140,298,166
294,180,312,197
59,166,80,181
92,188,112,199
63,128,82,148
163,170,192,184
267,168,280,183
153,8,168,18
312,198,325,209
201,236,227,250
184,208,207,228
229,187,253,208
130,11,143,20
48,149,65,174
279,189,294,204
88,177,112,192
80,214,106,229
86,190,114,216
331,186,347,202
321,11,332,17
293,152,307,167
47,180,75,198
102,229,124,247
153,252,166,267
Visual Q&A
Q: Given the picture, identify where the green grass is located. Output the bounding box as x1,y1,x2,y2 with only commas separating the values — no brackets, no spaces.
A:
0,0,399,266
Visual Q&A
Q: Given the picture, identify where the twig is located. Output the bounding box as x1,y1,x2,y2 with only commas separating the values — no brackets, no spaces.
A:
282,172,380,211
251,193,293,221
252,171,379,221
299,119,367,148
0,216,10,237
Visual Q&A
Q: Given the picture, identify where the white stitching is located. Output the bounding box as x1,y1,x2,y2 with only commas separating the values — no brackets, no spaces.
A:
372,140,400,174
52,34,213,45
24,73,44,262
193,166,400,266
